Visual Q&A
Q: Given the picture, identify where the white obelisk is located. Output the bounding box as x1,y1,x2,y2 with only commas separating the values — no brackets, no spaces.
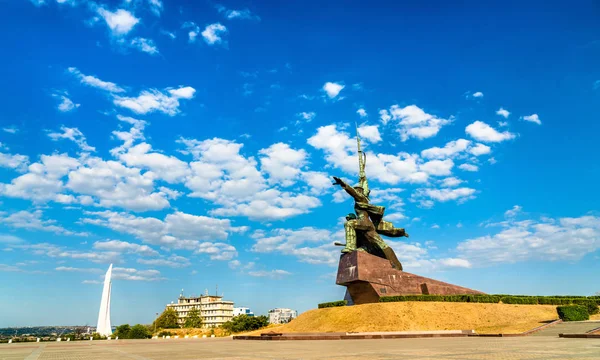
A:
96,264,113,336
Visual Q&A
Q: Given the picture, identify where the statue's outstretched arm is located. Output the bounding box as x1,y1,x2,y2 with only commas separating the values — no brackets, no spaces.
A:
332,176,361,201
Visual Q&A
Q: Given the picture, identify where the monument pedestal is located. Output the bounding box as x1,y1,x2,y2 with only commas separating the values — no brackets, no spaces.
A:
336,251,484,305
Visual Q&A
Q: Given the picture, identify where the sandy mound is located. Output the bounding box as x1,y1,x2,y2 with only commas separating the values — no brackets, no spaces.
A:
268,302,559,334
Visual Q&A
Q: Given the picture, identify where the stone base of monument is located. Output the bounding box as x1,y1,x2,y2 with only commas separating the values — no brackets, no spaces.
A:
337,251,484,304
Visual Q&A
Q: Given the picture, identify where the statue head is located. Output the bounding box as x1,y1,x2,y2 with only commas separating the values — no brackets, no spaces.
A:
353,185,364,195
346,213,357,221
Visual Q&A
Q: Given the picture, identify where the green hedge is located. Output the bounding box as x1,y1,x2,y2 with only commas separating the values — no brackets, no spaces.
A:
379,294,600,306
557,305,589,321
318,300,347,308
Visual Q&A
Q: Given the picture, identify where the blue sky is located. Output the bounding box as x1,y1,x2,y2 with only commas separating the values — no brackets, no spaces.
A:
1,0,599,327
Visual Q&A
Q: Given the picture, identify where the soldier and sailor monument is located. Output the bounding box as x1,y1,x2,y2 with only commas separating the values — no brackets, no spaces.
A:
333,128,483,305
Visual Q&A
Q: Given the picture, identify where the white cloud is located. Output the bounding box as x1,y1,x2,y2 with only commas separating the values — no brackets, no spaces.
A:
168,86,196,99
251,227,342,266
20,242,120,264
296,112,316,122
0,210,87,236
384,105,452,141
3,126,18,134
458,163,479,172
322,82,344,98
437,258,472,268
0,154,79,203
82,210,242,261
202,23,227,45
465,121,516,142
301,171,331,195
56,266,102,273
469,143,491,156
113,86,195,116
259,143,307,186
137,254,190,268
248,269,291,278
97,8,139,36
93,240,158,256
146,0,163,16
0,152,29,172
357,108,367,118
472,91,484,98
48,126,95,152
504,205,522,218
357,125,381,143
182,22,200,43
216,5,260,21
420,159,454,176
52,92,80,112
308,124,428,185
112,267,163,281
379,109,391,123
421,139,470,159
130,37,159,55
68,67,125,93
496,107,510,118
413,187,476,204
66,157,171,211
458,210,600,265
117,142,190,183
522,114,542,125
160,29,176,39
440,177,462,187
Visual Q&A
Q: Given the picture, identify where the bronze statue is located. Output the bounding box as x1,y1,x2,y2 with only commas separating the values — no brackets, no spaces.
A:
333,125,409,270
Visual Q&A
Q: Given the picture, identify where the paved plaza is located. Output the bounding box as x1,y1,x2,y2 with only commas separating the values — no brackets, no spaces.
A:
1,337,600,360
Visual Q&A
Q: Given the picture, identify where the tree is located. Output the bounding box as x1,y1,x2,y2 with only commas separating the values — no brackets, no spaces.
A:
129,324,150,339
115,324,131,339
221,315,269,333
184,307,203,328
153,308,179,329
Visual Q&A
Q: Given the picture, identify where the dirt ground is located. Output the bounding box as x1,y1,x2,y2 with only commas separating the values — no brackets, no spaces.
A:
245,302,561,335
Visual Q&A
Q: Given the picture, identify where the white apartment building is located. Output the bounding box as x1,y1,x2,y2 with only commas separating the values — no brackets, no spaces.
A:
166,292,234,328
268,308,298,324
233,307,254,317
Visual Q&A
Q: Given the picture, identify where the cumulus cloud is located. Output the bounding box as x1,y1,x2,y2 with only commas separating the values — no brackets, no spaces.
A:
465,121,515,142
308,124,429,185
357,125,381,143
113,86,196,116
202,23,227,45
458,163,479,172
137,254,190,268
259,143,307,186
216,5,260,21
357,108,367,118
97,8,139,36
0,151,29,172
472,91,483,98
68,67,125,93
522,114,542,125
382,105,452,141
412,187,476,206
52,92,80,112
496,107,510,118
322,82,344,98
48,126,95,152
0,210,87,236
93,240,158,256
248,269,291,278
251,227,342,266
82,210,242,261
457,209,600,265
129,37,159,55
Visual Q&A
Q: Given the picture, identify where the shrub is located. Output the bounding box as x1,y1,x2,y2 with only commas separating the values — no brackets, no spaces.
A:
221,315,270,333
557,305,589,321
318,300,347,308
157,331,173,337
500,296,538,305
129,324,150,339
153,308,179,329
